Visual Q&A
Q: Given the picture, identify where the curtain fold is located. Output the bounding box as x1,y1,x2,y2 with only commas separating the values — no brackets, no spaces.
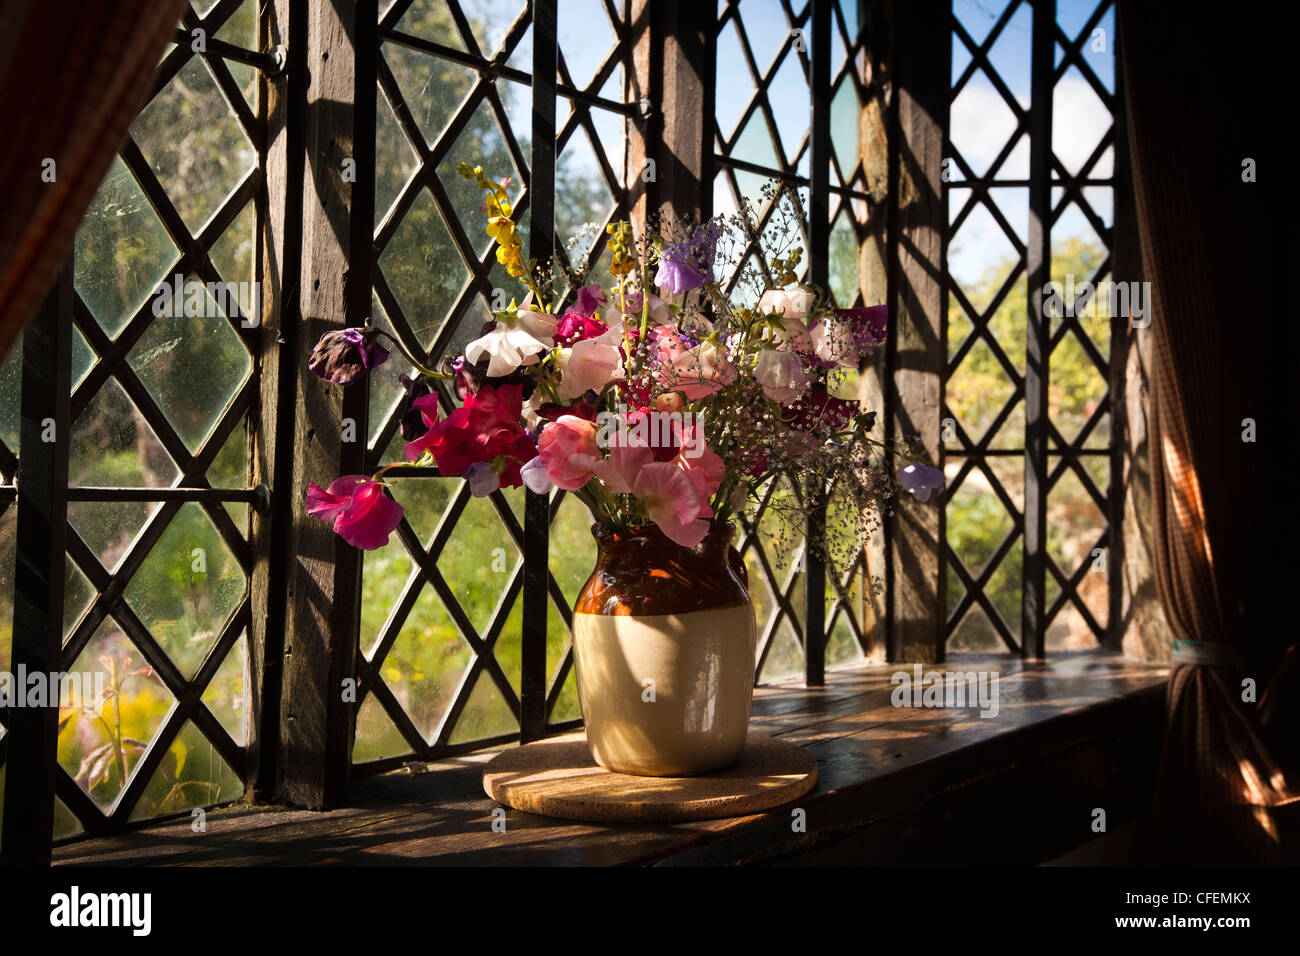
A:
0,0,187,362
1117,1,1295,863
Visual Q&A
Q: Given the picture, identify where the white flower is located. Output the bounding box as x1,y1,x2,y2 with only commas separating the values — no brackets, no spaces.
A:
758,287,816,319
753,347,812,403
464,304,557,377
758,288,816,351
555,317,625,400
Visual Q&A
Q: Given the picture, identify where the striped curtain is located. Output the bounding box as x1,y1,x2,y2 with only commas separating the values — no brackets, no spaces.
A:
1118,1,1296,862
0,0,186,362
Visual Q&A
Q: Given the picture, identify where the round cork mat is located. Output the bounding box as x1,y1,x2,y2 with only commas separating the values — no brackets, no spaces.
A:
482,732,818,823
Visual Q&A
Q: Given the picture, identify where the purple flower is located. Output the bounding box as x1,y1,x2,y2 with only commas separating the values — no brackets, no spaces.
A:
574,283,607,317
308,327,389,386
520,455,553,494
897,463,946,503
654,221,721,294
465,460,500,497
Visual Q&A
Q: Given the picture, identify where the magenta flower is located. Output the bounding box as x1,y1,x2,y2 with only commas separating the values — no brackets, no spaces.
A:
554,312,609,347
897,463,946,503
574,283,607,317
307,328,389,386
306,475,403,550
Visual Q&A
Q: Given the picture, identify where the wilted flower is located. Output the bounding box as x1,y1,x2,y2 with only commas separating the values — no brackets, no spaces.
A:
305,476,403,550
398,374,434,441
897,463,946,503
307,327,389,386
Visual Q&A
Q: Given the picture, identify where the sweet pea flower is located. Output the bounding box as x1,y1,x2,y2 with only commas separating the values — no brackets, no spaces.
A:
810,305,888,367
306,475,403,550
632,462,711,547
897,463,946,503
464,298,557,377
464,460,500,497
654,328,737,399
613,290,674,327
574,283,607,318
754,347,813,403
537,415,604,491
308,327,389,386
556,318,626,401
758,287,816,320
409,383,537,488
674,424,725,515
654,222,720,294
519,455,553,494
403,393,442,461
554,312,608,347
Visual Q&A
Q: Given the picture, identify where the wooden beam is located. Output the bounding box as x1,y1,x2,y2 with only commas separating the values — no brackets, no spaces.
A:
276,0,377,809
883,0,948,664
0,264,71,865
1021,0,1054,661
246,0,302,803
628,0,715,225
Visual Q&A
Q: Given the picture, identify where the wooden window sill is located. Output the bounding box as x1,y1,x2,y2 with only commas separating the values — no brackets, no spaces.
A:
55,650,1168,866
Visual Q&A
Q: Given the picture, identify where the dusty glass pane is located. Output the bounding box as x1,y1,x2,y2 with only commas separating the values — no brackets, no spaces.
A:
127,278,252,454
0,506,14,678
375,85,420,228
200,632,250,746
383,40,470,148
69,377,179,488
714,17,755,141
353,692,411,763
214,0,259,113
379,188,467,342
124,502,246,680
74,156,179,339
127,720,244,822
459,0,527,58
132,56,255,235
437,98,524,256
59,619,175,812
557,0,615,90
0,338,20,455
448,670,517,743
382,583,472,744
436,490,519,638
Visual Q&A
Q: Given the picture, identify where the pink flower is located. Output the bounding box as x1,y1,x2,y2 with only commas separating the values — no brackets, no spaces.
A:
632,463,710,547
306,475,403,551
653,327,737,399
810,306,887,367
408,384,537,487
537,415,604,491
675,425,725,517
590,440,653,494
556,319,625,400
754,347,813,402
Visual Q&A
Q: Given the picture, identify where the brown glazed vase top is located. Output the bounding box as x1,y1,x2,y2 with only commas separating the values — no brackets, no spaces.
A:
571,521,758,777
574,522,750,616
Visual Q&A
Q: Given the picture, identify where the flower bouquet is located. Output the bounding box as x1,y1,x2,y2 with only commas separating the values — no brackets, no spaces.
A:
304,167,943,775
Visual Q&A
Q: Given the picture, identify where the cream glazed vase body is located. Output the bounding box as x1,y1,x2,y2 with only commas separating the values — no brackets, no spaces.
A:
571,522,757,776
